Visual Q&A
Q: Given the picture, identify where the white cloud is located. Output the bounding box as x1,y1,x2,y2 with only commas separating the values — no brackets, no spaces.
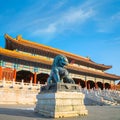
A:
52,0,67,10
63,8,94,24
33,7,95,36
34,23,56,34
2,0,96,40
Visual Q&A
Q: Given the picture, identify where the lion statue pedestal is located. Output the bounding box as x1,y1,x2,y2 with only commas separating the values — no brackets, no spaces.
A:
34,55,88,118
34,83,88,118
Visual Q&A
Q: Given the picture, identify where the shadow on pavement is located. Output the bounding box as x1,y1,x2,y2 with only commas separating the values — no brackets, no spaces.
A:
0,107,50,119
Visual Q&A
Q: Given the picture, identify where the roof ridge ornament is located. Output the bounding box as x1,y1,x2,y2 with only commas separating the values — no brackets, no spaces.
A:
16,35,22,41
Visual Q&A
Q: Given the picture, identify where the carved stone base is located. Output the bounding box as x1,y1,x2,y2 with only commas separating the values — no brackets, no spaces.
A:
34,90,88,118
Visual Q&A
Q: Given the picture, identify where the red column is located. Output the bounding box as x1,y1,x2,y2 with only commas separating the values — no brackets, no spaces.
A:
34,72,37,84
78,81,81,89
95,82,98,89
88,82,90,90
30,76,33,81
0,67,2,80
13,69,16,82
110,84,113,90
110,84,112,90
78,81,80,87
78,81,80,85
103,83,105,89
85,80,87,88
114,83,116,90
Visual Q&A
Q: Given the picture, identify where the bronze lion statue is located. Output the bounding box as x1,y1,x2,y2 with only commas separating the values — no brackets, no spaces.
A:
47,55,75,84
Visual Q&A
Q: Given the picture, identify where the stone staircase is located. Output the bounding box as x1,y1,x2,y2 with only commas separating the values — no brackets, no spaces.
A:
102,99,119,106
81,88,120,106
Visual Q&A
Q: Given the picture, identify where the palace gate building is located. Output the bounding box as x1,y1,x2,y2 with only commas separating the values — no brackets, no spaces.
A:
0,34,120,90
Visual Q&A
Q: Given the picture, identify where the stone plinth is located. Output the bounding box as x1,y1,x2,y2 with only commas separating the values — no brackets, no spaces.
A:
34,83,88,118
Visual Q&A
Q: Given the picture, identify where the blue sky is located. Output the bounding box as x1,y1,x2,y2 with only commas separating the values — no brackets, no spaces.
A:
0,0,120,83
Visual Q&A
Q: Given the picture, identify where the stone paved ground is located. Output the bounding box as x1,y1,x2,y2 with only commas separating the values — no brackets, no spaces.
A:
0,105,120,120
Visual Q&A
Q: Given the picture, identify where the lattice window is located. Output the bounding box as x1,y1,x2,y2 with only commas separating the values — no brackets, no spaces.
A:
1,61,5,67
34,67,38,72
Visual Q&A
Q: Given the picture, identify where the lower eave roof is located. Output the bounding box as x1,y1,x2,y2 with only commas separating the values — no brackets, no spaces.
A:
0,47,120,80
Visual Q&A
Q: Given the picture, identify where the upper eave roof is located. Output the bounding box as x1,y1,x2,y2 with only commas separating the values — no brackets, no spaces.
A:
5,34,112,70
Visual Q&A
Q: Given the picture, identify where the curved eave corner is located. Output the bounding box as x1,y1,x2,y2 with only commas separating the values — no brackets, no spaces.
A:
89,58,112,70
105,72,120,80
4,33,16,41
102,65,112,71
